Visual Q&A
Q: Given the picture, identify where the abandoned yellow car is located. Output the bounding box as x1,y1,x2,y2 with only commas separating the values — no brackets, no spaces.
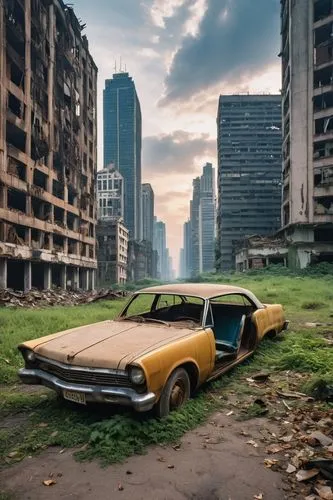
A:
18,283,288,417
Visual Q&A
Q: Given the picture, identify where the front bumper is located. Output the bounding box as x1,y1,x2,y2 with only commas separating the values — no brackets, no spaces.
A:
282,320,289,331
19,368,156,412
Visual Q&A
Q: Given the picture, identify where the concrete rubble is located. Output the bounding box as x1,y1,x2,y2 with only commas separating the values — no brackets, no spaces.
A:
0,288,130,308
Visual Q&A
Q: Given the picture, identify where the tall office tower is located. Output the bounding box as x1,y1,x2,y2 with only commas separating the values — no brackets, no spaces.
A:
153,218,168,280
96,163,124,220
103,72,142,239
199,163,216,273
183,219,192,278
0,1,97,291
216,94,282,271
190,177,201,276
280,0,333,267
142,183,154,244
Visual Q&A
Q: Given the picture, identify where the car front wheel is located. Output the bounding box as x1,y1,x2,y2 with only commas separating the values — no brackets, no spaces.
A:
155,367,190,418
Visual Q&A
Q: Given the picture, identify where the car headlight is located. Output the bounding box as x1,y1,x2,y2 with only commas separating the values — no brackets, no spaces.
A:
24,350,36,363
129,366,145,385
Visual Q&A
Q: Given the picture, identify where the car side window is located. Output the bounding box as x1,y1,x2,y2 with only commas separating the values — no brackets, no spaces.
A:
156,295,182,310
211,294,252,306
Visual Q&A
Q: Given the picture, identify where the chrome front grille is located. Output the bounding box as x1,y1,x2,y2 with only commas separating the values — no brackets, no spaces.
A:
36,359,131,387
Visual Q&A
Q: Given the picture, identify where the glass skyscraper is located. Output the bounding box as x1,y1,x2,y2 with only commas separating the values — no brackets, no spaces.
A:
103,73,142,239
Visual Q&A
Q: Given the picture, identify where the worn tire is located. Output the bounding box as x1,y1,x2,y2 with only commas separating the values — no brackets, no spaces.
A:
155,367,190,418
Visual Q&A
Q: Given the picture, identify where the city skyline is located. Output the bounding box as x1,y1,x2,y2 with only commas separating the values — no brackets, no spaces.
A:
71,0,282,269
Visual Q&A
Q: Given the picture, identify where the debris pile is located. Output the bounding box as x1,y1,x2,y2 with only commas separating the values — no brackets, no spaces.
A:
218,370,333,499
0,288,130,308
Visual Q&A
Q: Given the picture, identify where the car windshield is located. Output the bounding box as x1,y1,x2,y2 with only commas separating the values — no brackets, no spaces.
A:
120,293,205,327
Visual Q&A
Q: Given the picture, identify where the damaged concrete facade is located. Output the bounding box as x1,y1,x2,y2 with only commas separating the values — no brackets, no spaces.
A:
280,0,333,268
235,236,288,272
0,0,97,290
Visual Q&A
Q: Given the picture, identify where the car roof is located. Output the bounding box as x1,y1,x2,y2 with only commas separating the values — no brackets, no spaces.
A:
137,283,262,305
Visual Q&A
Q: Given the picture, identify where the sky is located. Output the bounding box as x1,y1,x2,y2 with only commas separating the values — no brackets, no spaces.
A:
74,0,282,272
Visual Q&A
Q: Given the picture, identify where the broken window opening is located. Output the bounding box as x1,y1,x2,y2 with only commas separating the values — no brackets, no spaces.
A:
7,187,26,213
315,116,333,135
8,58,25,89
6,120,26,152
5,223,26,245
31,262,45,290
314,226,333,242
33,169,47,190
54,206,65,227
31,197,52,222
52,179,64,200
53,234,64,252
314,91,333,113
314,0,333,23
8,91,24,119
68,186,77,207
89,245,94,259
68,238,78,255
80,243,88,257
51,264,61,287
314,195,333,214
67,212,78,231
283,204,290,226
7,156,26,181
7,259,25,290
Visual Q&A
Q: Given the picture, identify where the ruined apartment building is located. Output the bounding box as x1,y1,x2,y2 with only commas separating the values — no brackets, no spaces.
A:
281,0,333,267
0,0,98,290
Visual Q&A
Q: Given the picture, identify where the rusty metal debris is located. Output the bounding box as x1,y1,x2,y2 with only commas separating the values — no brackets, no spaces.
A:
0,288,130,308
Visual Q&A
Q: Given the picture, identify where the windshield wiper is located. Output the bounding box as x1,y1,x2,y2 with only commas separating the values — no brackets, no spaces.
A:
123,315,146,323
144,318,170,327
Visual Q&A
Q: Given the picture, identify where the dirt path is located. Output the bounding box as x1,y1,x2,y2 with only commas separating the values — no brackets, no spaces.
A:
0,413,288,500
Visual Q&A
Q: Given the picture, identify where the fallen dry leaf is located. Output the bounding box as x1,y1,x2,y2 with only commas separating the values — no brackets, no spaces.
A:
226,411,234,416
50,431,58,438
296,468,320,482
253,493,263,500
118,483,124,491
43,479,56,487
266,444,283,454
157,457,166,462
38,423,48,428
286,464,296,474
246,440,259,448
315,486,333,500
309,431,333,447
264,459,279,468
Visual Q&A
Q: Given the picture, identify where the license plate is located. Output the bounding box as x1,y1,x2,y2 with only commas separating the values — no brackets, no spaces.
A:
63,390,86,405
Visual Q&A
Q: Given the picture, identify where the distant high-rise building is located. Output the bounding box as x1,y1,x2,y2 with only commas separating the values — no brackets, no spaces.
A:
96,164,124,220
216,94,282,271
190,177,201,276
97,220,128,285
153,218,168,280
103,73,142,239
280,0,333,267
142,183,154,244
199,163,216,273
183,220,192,278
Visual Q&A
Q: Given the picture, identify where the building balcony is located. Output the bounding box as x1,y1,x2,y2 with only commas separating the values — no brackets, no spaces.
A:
314,184,333,197
314,13,333,30
313,155,333,168
314,106,333,120
313,83,333,96
313,130,333,142
314,59,333,72
313,213,333,223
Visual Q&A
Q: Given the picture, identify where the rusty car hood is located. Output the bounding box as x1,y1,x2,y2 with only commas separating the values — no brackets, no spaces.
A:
21,320,194,369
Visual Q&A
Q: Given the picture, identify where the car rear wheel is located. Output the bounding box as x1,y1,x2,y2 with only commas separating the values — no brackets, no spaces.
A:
155,367,190,418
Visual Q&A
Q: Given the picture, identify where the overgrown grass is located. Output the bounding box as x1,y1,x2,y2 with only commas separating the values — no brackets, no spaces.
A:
0,300,124,384
0,275,333,468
